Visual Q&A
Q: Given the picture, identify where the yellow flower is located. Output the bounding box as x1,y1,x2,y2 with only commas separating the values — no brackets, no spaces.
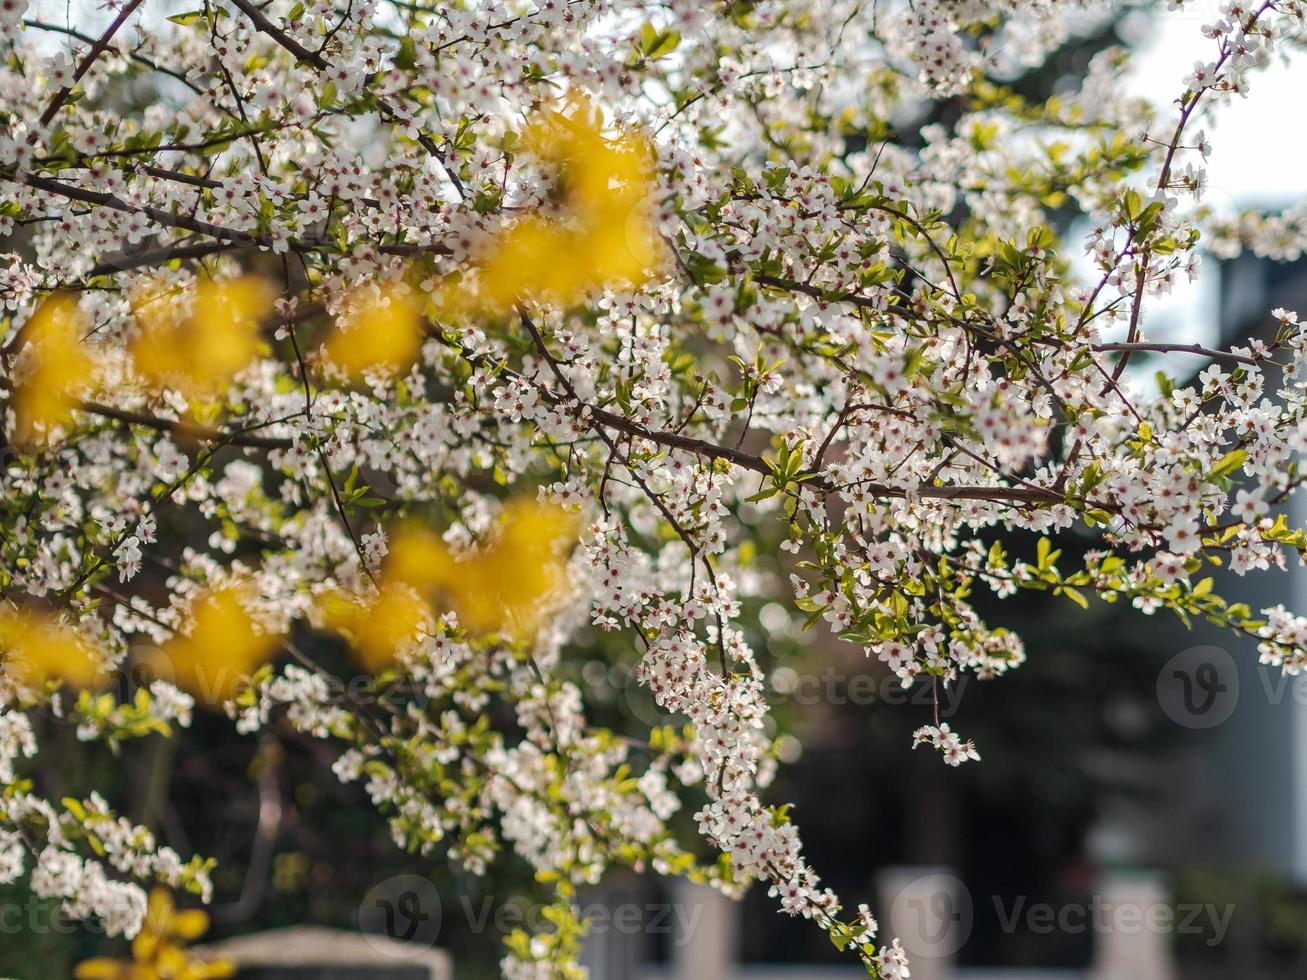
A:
323,279,423,379
156,585,280,706
130,276,272,400
440,100,659,315
76,889,234,980
10,293,95,447
318,581,430,674
444,499,578,640
381,523,453,594
71,958,144,979
132,889,214,962
573,191,660,286
390,500,578,642
0,606,101,689
519,99,653,211
318,500,578,671
475,216,576,313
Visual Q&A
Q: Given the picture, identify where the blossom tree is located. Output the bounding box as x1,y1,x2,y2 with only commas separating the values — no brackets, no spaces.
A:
2,0,1307,975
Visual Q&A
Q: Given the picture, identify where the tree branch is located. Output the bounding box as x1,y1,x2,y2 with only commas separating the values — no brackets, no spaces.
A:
38,0,146,128
79,401,295,449
1092,342,1258,366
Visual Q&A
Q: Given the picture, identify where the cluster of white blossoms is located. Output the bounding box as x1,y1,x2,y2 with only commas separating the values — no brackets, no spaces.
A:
912,724,982,767
2,0,1307,974
1207,201,1307,261
0,721,213,939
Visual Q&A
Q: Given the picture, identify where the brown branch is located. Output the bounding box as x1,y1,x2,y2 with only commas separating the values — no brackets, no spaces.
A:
10,171,272,247
446,318,1074,509
38,0,146,128
225,0,466,199
90,239,240,277
79,401,294,449
753,272,916,320
1093,342,1258,367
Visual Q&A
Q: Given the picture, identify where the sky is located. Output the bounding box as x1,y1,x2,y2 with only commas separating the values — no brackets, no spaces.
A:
1117,7,1307,349
1126,6,1307,206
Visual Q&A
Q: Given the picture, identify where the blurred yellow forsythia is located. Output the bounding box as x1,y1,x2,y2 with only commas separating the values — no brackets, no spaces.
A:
9,293,95,448
74,888,234,980
323,279,423,380
0,606,100,688
0,498,576,703
439,97,658,315
10,99,655,436
4,100,619,698
321,497,579,672
151,583,283,704
130,277,275,401
326,97,658,375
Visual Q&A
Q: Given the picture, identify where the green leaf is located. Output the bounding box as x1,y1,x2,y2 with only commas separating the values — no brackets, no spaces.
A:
987,539,1006,569
1059,586,1089,609
1123,188,1142,221
1036,537,1053,570
638,22,681,59
1209,449,1247,479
